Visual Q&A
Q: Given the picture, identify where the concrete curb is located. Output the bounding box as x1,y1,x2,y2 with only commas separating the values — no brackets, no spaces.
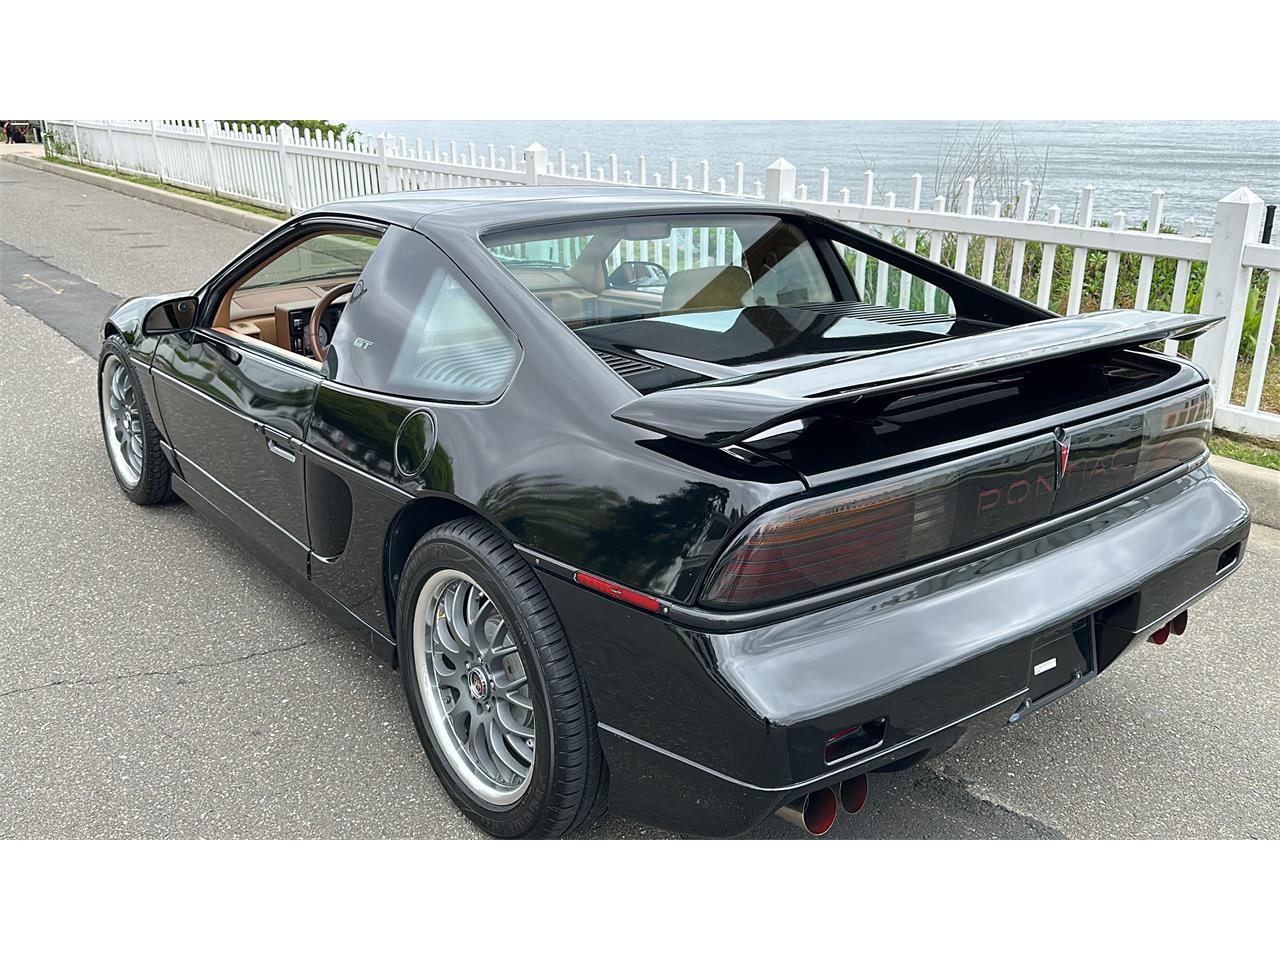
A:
8,154,283,235
1211,455,1280,530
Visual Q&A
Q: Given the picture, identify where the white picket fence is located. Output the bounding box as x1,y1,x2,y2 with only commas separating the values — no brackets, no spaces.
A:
42,119,1280,440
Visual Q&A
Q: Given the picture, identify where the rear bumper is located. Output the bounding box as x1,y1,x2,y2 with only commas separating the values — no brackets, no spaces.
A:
539,464,1250,837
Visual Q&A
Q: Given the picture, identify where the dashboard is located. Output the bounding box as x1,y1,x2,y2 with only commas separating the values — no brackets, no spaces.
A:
222,277,357,361
286,303,344,356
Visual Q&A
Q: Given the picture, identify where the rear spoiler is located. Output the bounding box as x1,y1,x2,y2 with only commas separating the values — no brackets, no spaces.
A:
611,310,1221,447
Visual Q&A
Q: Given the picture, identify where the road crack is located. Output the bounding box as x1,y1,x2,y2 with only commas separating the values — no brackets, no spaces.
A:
0,638,324,701
924,761,1065,838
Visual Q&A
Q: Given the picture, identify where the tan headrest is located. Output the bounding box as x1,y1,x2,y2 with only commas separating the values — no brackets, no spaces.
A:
661,265,751,314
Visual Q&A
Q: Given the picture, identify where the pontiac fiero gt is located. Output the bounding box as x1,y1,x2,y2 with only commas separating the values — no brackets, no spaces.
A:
97,187,1250,837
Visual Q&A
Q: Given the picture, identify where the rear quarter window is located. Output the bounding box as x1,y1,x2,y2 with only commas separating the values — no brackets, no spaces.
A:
389,273,518,400
326,227,519,403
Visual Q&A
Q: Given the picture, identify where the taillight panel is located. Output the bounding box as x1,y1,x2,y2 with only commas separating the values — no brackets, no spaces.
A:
1054,385,1213,514
702,438,1059,608
702,385,1214,609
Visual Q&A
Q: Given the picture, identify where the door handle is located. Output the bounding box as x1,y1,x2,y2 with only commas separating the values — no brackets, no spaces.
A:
266,437,296,463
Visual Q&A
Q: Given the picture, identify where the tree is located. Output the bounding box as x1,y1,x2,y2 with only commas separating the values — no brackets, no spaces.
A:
222,120,359,143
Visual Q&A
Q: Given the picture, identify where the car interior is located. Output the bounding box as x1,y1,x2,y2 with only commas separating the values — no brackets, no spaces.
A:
484,215,990,396
204,218,958,399
210,230,377,367
487,217,837,332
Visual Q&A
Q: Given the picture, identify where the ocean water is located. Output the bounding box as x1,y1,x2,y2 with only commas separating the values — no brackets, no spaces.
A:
352,120,1280,227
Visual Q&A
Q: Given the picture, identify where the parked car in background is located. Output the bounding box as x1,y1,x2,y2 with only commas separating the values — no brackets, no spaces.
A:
96,186,1250,837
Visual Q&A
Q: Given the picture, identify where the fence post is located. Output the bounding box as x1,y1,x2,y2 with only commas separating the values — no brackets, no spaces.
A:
202,121,222,195
1192,187,1266,397
276,124,301,213
375,132,393,193
1130,189,1166,310
764,158,796,203
71,120,82,164
148,120,166,183
105,120,119,172
524,143,547,186
1066,185,1095,316
952,177,975,275
1007,180,1033,299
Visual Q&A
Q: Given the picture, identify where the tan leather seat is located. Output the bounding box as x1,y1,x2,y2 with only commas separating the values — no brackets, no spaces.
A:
661,265,751,314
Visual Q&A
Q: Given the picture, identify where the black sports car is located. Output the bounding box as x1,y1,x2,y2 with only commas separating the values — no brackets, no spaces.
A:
97,187,1250,838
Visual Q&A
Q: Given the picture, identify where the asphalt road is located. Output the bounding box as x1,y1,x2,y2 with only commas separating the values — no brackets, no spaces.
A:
1,159,1277,839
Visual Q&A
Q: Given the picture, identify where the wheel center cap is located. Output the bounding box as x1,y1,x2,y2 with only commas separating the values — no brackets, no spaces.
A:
467,667,490,702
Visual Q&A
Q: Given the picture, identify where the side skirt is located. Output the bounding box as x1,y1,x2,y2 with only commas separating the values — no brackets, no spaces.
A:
171,474,398,667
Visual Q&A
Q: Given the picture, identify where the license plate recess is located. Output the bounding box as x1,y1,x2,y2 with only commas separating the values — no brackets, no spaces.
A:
1009,618,1097,724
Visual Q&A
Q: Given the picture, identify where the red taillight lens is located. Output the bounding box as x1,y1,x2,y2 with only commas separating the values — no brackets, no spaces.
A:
573,571,662,613
704,489,933,607
1055,385,1213,513
1145,384,1214,474
702,440,1059,608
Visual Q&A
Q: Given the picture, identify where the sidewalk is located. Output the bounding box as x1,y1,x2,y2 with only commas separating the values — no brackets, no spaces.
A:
0,143,44,158
6,153,281,235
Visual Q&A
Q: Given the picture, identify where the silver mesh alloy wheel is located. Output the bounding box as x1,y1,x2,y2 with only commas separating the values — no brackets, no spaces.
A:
412,569,536,805
101,354,143,487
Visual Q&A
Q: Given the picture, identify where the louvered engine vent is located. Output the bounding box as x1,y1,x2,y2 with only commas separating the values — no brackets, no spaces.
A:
838,301,953,324
593,350,659,378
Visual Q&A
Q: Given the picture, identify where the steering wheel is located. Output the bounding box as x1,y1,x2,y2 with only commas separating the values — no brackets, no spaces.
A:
309,281,357,362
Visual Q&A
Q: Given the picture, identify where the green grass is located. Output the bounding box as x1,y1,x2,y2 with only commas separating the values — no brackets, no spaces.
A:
42,155,287,221
1231,358,1280,414
1209,431,1280,471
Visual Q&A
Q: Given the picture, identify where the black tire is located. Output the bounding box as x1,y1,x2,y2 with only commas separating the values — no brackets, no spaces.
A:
396,517,608,838
97,335,174,505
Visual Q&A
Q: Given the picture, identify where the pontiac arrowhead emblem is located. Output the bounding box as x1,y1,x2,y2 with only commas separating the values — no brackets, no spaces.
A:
1055,434,1071,489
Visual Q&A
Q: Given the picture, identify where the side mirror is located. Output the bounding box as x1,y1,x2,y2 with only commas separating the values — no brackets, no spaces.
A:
142,296,198,335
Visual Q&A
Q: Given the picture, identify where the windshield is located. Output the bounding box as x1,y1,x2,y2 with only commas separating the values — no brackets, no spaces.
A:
483,215,838,330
